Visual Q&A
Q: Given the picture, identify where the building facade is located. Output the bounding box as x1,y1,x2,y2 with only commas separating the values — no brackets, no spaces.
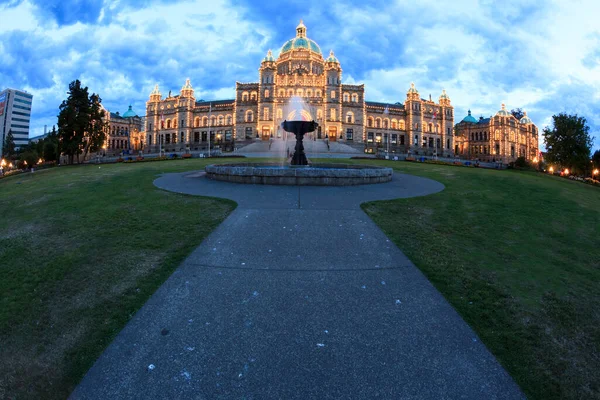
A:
0,88,33,156
102,105,144,155
454,105,539,163
144,21,455,156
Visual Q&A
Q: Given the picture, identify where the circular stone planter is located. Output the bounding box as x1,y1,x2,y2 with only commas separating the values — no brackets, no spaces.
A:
205,163,393,186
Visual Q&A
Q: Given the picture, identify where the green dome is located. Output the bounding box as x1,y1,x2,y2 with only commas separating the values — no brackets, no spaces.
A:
496,103,511,117
281,37,322,55
462,110,477,123
263,49,275,62
122,105,137,118
280,20,322,56
519,111,532,125
325,50,339,63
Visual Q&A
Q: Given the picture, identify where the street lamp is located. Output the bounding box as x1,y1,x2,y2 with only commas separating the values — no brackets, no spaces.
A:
549,166,554,174
593,169,599,179
533,156,538,163
564,168,570,176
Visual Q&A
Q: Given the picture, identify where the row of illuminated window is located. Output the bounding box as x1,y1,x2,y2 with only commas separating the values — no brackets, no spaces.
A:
239,89,361,102
146,130,233,145
465,144,526,158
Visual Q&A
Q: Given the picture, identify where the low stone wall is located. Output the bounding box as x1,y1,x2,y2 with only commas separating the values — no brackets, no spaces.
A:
205,163,393,186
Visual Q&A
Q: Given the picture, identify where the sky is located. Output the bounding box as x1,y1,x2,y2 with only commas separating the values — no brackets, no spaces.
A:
1,0,599,150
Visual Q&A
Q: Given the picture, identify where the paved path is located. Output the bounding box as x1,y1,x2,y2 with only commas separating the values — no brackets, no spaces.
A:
71,172,524,399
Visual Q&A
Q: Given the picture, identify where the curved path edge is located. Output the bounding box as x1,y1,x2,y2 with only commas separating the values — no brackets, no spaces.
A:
70,172,524,400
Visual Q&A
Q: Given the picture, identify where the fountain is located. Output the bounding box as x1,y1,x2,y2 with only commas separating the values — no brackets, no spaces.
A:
281,120,318,166
204,96,393,185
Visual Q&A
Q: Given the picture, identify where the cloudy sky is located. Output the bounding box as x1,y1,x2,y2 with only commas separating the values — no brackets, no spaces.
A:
1,0,599,149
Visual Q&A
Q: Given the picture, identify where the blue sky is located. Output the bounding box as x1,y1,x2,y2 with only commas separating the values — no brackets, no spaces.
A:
1,0,599,150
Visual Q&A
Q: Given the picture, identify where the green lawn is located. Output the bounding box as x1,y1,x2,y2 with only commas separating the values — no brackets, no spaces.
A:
322,160,599,400
0,159,238,399
1,158,599,399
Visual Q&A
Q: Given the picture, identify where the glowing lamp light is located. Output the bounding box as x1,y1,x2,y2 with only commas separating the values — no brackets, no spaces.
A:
1,159,5,167
24,161,28,166
533,157,538,163
549,166,554,173
38,158,43,164
564,168,569,175
593,169,599,176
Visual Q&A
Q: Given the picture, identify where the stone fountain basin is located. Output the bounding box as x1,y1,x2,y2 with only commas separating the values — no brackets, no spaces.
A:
205,163,393,186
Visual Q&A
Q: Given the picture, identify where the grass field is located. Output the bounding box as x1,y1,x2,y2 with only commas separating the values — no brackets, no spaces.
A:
1,157,599,399
0,159,237,399
330,160,599,400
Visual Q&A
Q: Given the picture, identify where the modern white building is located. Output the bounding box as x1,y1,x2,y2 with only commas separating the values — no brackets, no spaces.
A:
0,88,34,156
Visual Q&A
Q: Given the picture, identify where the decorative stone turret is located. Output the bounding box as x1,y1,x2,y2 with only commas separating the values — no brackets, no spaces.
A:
439,89,451,106
149,84,161,102
406,82,419,100
180,78,194,98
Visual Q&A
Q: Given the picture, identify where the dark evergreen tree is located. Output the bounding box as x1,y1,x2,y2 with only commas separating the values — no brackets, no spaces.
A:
543,113,593,174
510,108,524,120
57,80,91,164
3,129,16,159
592,149,600,168
43,141,57,162
82,93,107,161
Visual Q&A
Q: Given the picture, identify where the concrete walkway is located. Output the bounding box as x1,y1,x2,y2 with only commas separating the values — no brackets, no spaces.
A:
71,172,524,399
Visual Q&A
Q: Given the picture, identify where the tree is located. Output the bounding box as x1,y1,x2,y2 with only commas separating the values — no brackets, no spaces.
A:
57,80,92,164
43,141,57,162
19,150,38,169
510,108,524,120
592,149,600,168
543,113,594,174
3,129,16,159
81,93,107,161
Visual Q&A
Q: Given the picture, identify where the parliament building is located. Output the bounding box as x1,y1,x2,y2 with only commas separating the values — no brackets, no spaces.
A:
143,21,456,156
454,105,539,163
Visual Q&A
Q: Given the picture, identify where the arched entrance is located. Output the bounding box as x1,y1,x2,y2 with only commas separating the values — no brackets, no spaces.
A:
328,127,337,142
262,127,271,141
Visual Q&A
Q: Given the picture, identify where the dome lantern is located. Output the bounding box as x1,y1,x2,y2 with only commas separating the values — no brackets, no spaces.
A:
296,19,307,38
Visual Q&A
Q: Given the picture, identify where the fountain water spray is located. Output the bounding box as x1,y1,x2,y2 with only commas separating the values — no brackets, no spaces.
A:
282,96,318,166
